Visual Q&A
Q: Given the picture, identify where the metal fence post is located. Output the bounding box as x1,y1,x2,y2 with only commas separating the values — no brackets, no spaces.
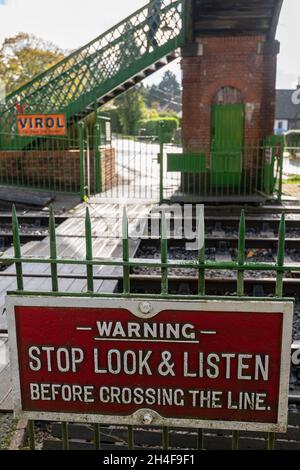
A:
78,121,85,201
277,143,284,204
159,121,165,204
49,206,58,293
86,127,91,198
12,205,23,291
94,122,102,194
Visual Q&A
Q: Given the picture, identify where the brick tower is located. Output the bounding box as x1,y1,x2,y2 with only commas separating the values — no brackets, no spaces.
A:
178,0,283,197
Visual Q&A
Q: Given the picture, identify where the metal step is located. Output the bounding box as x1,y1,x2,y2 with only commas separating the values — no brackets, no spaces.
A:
68,53,178,123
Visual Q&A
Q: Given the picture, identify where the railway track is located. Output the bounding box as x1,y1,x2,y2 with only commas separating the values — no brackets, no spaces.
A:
0,212,67,225
0,205,299,450
1,233,300,251
138,235,300,250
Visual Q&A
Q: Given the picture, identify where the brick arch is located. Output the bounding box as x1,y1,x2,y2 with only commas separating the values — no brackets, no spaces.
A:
202,80,251,108
212,86,244,105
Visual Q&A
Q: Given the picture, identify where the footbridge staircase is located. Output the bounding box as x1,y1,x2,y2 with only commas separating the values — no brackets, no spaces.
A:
0,0,186,148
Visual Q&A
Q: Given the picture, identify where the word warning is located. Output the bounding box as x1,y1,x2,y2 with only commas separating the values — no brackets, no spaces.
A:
7,297,293,432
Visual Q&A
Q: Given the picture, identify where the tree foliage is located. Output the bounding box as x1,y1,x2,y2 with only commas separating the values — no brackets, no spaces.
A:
145,71,181,111
158,70,181,97
0,33,65,95
115,86,147,135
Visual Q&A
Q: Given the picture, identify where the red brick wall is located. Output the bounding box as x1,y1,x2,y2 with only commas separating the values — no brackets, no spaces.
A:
181,36,279,154
0,147,116,193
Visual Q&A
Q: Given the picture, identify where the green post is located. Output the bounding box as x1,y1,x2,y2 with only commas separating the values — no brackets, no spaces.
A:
231,210,246,451
198,205,205,296
61,422,69,450
128,426,134,450
94,122,102,194
162,426,169,450
197,429,204,451
197,206,205,449
49,206,58,292
94,424,101,450
12,205,23,291
28,421,35,450
85,207,94,293
277,143,284,204
78,121,85,201
267,213,285,450
122,207,130,294
237,210,246,297
276,213,285,298
161,211,168,295
159,121,165,204
232,431,239,451
267,432,276,451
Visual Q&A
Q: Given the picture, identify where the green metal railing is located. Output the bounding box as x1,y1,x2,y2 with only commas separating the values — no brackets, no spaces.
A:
164,141,285,203
0,0,184,148
0,128,287,203
2,205,296,450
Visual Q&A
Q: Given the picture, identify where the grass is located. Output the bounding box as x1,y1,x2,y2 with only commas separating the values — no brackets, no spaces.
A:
285,176,300,184
0,414,18,450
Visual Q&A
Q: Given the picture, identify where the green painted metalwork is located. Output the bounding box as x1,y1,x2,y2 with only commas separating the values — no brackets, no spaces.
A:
94,123,102,194
4,206,295,451
237,210,245,297
159,121,165,204
123,207,130,294
94,424,101,450
161,211,168,294
232,431,239,450
28,421,35,451
167,153,206,173
267,431,276,450
85,207,94,293
79,122,85,201
0,0,184,149
198,208,205,296
276,213,286,298
49,206,58,293
197,429,204,450
61,422,69,450
263,135,284,200
128,426,134,450
162,426,169,450
12,205,23,291
166,139,284,200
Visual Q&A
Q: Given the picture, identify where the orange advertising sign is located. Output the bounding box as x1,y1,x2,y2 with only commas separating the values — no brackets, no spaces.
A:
17,114,66,136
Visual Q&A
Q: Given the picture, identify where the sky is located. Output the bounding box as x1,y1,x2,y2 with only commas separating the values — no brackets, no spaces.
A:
0,0,299,89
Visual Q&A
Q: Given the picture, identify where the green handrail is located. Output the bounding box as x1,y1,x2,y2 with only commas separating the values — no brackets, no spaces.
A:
0,0,184,148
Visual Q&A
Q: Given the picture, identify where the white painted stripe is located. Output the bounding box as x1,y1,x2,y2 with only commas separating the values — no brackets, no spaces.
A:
94,338,199,344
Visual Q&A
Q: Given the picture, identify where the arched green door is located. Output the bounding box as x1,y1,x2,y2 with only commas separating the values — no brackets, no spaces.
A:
211,103,245,186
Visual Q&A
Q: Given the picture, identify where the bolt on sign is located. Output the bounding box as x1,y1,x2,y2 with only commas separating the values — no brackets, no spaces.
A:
6,297,293,432
17,114,66,136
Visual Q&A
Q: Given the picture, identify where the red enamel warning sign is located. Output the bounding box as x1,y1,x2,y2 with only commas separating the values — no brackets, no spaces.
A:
7,297,293,432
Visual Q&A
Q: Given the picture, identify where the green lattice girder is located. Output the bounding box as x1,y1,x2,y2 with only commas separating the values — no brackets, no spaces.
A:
0,0,185,148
